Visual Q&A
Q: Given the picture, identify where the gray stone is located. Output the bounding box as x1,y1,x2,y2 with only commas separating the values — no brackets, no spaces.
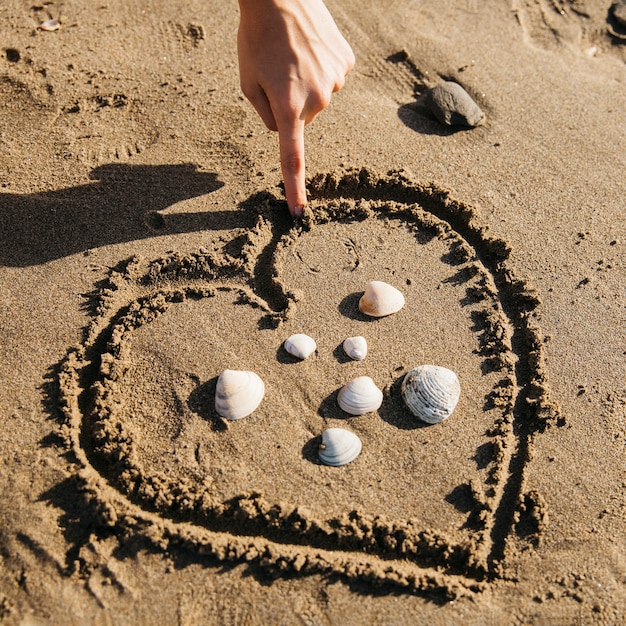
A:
426,81,485,128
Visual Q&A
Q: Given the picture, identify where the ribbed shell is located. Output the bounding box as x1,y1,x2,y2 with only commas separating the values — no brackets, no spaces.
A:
284,333,316,360
401,365,460,424
215,369,265,420
358,281,405,318
318,428,362,466
337,376,383,415
343,335,368,361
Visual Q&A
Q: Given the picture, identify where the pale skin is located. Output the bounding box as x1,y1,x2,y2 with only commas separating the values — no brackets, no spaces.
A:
237,0,355,217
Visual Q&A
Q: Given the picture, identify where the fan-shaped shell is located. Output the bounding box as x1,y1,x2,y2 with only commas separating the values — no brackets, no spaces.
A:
343,336,368,361
401,365,460,424
215,369,265,421
318,428,362,466
284,333,316,360
359,281,405,318
337,376,383,415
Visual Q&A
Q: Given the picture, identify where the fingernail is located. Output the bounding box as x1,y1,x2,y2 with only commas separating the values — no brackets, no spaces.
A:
293,204,304,217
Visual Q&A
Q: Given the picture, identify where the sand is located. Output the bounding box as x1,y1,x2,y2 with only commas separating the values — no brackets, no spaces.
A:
1,0,625,623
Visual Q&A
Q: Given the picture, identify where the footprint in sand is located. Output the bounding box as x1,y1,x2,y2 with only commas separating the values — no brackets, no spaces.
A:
56,169,559,599
512,0,624,57
57,93,158,165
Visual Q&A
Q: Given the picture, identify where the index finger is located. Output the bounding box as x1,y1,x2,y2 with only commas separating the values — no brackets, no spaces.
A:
276,116,307,217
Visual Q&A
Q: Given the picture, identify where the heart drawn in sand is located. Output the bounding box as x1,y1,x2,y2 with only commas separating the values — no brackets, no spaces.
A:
57,170,559,599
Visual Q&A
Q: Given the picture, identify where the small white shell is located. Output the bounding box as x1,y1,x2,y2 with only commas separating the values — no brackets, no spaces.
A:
318,428,362,466
284,333,316,360
38,18,60,31
359,281,405,318
337,376,383,415
401,365,460,424
343,336,368,361
215,369,265,420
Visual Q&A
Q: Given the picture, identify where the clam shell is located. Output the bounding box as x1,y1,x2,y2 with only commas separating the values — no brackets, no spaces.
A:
215,369,265,420
38,18,60,31
426,82,485,128
401,365,460,424
337,376,383,415
343,335,368,361
318,428,362,466
359,281,405,318
284,333,316,360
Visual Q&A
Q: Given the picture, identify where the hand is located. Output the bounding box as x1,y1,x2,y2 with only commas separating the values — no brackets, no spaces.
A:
237,0,355,216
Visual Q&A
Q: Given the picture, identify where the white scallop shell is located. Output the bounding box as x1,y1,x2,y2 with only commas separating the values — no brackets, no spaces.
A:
337,376,383,415
215,369,265,420
343,336,368,361
358,280,405,317
401,365,460,424
318,428,362,466
284,333,316,360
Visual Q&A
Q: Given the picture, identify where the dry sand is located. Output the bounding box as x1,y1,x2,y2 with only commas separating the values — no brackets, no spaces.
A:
1,0,625,623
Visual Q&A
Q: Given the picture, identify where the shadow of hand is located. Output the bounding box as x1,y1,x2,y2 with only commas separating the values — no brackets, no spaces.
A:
0,163,254,266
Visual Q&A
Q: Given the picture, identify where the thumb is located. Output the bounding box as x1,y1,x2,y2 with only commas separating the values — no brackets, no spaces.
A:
277,117,307,217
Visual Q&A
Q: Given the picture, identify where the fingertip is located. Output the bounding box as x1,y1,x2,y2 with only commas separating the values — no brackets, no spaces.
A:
290,203,305,218
276,118,307,219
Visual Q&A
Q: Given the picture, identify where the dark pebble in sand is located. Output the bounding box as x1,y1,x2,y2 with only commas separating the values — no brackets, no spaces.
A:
426,81,485,128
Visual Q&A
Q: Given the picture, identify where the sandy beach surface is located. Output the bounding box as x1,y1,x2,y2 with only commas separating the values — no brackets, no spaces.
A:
1,0,625,623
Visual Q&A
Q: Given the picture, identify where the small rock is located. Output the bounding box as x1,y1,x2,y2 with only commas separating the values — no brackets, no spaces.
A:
426,81,485,128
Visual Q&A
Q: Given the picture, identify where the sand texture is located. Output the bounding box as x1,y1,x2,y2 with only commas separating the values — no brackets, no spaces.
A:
1,1,625,624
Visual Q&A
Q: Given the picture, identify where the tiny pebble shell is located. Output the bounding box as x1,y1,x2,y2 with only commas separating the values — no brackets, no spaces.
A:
359,280,405,318
318,428,362,466
39,18,60,31
401,365,460,424
284,333,316,360
337,376,383,415
215,369,265,421
343,336,368,361
426,82,485,128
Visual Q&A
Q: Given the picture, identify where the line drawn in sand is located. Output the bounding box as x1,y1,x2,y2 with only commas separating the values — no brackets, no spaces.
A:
49,169,561,600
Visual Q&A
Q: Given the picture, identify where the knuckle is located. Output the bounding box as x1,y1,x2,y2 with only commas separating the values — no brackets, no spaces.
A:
281,152,304,173
309,89,331,112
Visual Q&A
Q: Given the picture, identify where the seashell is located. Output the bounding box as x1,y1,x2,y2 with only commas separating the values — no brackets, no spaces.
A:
358,281,405,318
401,365,461,424
38,18,60,31
215,369,265,420
426,82,485,128
343,335,368,361
318,428,362,466
284,333,316,360
337,376,383,415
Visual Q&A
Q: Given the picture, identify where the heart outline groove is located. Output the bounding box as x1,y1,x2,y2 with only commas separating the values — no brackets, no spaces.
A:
55,169,559,600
